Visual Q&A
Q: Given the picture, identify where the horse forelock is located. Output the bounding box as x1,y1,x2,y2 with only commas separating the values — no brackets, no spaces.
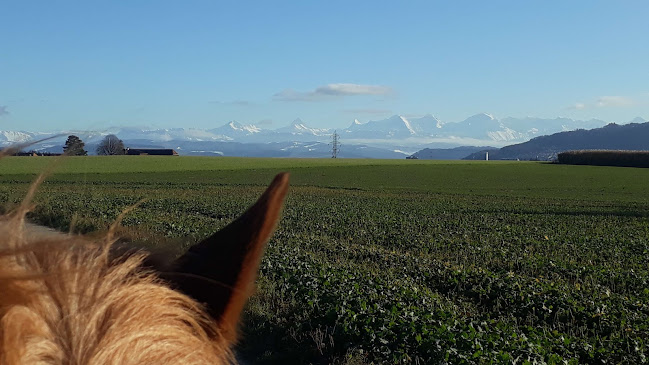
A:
0,170,288,365
0,222,233,365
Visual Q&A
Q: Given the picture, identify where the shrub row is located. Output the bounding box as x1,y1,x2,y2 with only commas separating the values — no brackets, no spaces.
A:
557,150,649,168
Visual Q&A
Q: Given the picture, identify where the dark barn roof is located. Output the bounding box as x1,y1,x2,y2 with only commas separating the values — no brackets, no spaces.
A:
126,148,179,156
10,151,62,156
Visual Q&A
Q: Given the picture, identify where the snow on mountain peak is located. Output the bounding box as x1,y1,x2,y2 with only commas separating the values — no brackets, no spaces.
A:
0,131,34,143
0,113,622,154
399,116,416,135
226,121,260,133
415,114,443,129
287,119,311,131
348,119,364,129
462,113,499,126
274,119,330,136
470,113,496,121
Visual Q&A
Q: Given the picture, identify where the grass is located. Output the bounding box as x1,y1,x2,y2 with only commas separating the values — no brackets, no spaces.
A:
1,156,648,363
2,156,648,201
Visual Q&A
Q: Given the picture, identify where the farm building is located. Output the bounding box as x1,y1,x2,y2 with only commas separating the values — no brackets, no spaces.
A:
125,148,179,156
11,151,62,156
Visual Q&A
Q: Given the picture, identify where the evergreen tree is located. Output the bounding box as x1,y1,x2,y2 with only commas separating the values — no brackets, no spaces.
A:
63,135,87,156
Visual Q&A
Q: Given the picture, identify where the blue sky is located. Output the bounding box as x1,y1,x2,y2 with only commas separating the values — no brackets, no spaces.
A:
1,1,648,131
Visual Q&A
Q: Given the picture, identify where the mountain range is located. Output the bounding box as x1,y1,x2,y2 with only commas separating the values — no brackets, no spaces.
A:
463,120,649,161
0,114,644,158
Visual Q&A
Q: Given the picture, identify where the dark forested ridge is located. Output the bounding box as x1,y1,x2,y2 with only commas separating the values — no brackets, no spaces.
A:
463,122,649,160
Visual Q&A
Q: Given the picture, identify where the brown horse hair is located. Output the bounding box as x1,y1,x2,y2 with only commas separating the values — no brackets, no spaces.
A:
0,171,289,364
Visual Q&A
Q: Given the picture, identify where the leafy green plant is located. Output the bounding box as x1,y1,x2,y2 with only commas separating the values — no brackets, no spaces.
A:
1,158,648,363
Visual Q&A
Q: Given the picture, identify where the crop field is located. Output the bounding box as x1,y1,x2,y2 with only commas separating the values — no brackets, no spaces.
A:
1,156,648,364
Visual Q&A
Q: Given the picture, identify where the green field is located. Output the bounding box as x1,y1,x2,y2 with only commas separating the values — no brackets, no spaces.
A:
1,156,648,364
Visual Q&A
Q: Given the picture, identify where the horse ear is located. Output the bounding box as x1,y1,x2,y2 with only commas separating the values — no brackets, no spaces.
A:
167,173,289,341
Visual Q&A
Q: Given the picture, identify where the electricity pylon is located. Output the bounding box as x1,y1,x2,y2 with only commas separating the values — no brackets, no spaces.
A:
330,130,340,158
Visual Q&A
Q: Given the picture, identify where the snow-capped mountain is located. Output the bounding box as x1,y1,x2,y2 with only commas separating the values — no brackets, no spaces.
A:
208,121,263,139
463,120,649,161
442,113,524,142
498,117,607,138
275,118,330,136
408,114,443,135
0,131,38,144
346,115,418,138
108,127,228,142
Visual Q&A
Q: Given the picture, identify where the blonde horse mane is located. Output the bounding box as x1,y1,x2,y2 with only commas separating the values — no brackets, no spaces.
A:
0,171,289,365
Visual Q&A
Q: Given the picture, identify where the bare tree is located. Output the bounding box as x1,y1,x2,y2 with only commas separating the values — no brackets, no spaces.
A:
96,134,125,155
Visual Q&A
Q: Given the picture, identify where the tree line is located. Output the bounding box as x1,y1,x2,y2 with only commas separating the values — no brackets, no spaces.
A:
63,134,125,156
557,150,649,168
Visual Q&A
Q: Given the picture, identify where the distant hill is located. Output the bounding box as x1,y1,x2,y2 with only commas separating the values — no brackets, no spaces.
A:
463,121,649,161
409,146,494,160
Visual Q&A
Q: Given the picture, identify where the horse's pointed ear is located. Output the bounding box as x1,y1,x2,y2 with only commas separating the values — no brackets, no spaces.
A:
168,173,289,341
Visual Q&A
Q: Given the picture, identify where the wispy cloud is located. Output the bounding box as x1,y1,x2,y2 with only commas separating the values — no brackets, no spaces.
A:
0,106,9,117
274,83,393,102
567,95,635,110
595,96,634,108
343,108,392,115
315,83,392,96
209,100,252,106
257,119,273,126
272,89,310,102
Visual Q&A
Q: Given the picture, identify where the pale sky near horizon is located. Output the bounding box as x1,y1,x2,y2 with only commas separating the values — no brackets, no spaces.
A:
1,1,648,132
